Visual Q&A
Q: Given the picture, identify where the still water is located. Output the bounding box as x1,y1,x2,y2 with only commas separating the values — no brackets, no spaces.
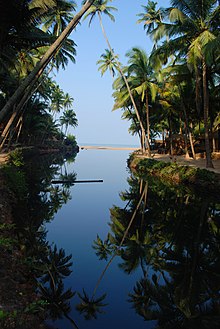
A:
2,147,219,328
35,148,219,329
45,149,151,329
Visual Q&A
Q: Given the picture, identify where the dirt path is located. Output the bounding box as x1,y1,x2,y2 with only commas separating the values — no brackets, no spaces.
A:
151,153,220,175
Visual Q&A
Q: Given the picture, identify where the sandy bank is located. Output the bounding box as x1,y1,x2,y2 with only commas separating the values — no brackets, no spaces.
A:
79,145,139,151
138,153,220,175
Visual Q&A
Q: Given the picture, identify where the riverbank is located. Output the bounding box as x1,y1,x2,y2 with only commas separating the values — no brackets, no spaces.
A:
79,146,220,174
150,153,220,174
1,147,220,175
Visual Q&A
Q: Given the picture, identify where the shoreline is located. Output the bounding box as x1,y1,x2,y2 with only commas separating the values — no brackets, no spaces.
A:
79,145,139,151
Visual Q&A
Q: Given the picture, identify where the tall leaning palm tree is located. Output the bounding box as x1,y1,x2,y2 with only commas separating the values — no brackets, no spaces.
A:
41,0,77,37
0,0,96,124
82,0,151,155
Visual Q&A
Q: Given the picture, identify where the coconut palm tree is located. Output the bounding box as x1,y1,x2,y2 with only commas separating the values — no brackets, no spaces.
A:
41,0,76,36
126,47,158,145
0,0,96,124
139,0,220,167
82,0,150,154
137,0,166,49
96,48,119,78
76,289,107,320
60,109,78,136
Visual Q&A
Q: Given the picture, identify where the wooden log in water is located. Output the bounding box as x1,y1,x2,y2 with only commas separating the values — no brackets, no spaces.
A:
51,179,103,184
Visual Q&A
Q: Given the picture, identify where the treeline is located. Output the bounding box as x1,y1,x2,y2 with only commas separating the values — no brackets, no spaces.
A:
0,1,219,168
0,0,96,152
94,0,220,168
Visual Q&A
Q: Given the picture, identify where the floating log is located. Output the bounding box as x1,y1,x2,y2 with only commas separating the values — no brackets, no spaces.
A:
51,179,103,184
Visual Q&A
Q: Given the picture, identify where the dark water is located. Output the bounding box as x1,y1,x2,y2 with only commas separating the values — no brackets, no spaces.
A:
44,149,220,329
45,149,152,329
3,148,219,329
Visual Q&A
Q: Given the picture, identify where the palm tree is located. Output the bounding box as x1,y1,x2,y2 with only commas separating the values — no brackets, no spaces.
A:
0,0,96,123
137,0,165,49
96,48,119,78
82,0,150,154
60,109,78,135
41,0,76,36
63,92,74,109
76,289,107,320
126,47,158,145
140,0,220,167
40,0,77,71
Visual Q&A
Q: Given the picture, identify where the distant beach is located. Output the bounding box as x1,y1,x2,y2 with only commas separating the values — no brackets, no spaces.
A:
79,145,139,151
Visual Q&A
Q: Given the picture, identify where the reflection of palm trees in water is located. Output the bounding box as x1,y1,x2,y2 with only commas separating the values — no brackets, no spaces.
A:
76,181,149,320
80,172,220,328
38,244,79,329
127,180,220,328
3,154,80,328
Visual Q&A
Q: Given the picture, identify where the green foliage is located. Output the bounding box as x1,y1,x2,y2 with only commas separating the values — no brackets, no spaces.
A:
9,149,24,167
195,168,215,182
66,134,77,145
152,161,169,170
0,237,15,248
2,165,27,200
0,309,17,320
0,223,15,230
76,289,108,320
92,234,113,260
24,300,49,314
134,157,219,190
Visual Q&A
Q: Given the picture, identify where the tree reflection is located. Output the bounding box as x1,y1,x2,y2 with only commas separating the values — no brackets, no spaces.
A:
0,151,78,328
76,289,107,320
92,172,220,328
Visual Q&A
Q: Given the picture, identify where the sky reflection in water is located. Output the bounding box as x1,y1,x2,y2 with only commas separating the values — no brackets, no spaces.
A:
46,149,153,329
45,148,220,329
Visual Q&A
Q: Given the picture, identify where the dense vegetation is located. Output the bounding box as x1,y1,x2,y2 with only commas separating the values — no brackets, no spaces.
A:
0,0,219,167
0,149,79,328
128,154,220,193
0,0,96,154
89,168,220,327
93,0,220,168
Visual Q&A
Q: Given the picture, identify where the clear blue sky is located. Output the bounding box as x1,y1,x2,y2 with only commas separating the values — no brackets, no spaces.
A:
56,0,170,146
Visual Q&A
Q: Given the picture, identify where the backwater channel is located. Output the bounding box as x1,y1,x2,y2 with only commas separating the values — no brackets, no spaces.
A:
5,147,220,329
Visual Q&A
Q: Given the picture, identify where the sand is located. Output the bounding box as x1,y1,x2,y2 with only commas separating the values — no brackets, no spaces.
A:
80,146,220,174
80,145,139,151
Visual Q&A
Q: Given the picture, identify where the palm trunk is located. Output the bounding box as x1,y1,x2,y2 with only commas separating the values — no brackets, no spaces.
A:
183,107,196,159
178,85,196,159
0,64,46,149
98,12,150,156
145,90,150,144
189,123,196,159
127,107,142,148
202,59,214,168
15,116,23,143
168,117,173,157
183,121,190,159
0,0,96,122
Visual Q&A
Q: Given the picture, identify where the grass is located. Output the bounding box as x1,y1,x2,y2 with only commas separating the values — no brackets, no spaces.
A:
130,157,217,188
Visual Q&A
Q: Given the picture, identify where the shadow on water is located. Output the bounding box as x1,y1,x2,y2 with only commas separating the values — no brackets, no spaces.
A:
0,151,79,329
1,150,220,329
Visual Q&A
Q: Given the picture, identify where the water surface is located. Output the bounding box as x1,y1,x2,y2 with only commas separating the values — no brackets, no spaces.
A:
44,148,220,329
46,149,151,329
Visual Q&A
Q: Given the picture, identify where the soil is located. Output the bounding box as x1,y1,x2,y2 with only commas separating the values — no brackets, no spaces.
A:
0,170,48,329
